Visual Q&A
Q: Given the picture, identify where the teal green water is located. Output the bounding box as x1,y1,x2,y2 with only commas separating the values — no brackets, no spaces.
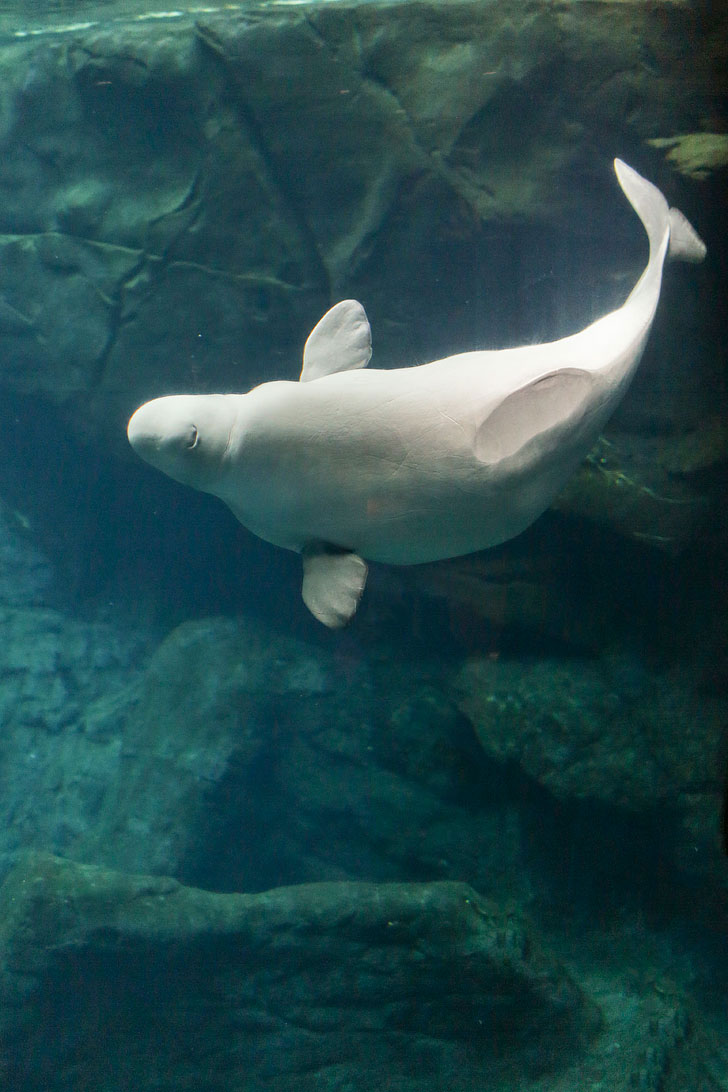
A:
0,0,725,1086
0,0,277,38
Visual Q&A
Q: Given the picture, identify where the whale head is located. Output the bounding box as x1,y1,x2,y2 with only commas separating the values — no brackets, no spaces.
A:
128,394,237,492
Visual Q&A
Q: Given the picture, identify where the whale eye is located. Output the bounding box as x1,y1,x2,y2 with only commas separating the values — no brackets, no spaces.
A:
186,425,199,450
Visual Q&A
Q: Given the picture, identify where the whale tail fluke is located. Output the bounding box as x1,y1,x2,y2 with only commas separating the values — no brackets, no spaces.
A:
614,158,706,264
667,206,707,263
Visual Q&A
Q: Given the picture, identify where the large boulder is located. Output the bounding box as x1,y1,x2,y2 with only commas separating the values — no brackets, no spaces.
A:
453,650,728,893
72,615,517,896
0,853,599,1092
24,613,719,918
2,852,724,1092
6,851,724,1092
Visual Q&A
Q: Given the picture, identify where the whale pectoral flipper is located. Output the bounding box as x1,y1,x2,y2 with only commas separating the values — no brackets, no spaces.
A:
475,369,594,465
301,545,368,628
300,300,372,382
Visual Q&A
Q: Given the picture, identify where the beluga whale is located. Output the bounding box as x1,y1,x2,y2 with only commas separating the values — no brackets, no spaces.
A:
128,160,706,628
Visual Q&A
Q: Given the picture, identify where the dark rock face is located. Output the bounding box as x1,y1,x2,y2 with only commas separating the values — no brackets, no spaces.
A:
2,852,725,1092
32,613,722,914
0,497,51,605
0,853,598,1092
0,621,726,1089
71,616,509,894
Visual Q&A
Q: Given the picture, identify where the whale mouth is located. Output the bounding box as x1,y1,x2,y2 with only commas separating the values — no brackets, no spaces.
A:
126,402,174,467
126,405,158,456
127,409,145,448
127,400,203,481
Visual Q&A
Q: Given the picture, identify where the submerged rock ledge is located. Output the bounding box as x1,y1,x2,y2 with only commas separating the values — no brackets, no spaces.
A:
0,851,597,1090
2,852,722,1092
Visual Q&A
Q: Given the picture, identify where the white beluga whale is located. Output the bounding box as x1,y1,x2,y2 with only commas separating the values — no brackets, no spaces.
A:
128,160,705,628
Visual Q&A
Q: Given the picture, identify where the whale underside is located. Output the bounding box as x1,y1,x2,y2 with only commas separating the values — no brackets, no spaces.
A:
128,160,706,627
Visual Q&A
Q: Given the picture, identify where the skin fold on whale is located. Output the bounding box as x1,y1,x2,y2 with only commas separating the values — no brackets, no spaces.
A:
127,159,706,628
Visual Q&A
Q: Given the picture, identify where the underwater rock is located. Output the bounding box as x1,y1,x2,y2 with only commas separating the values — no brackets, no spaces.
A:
50,611,726,919
553,433,713,552
1,851,723,1092
73,615,519,895
453,651,728,896
0,496,52,606
0,233,140,404
455,651,722,806
0,605,150,883
78,615,297,879
648,133,728,181
396,541,624,653
0,852,598,1092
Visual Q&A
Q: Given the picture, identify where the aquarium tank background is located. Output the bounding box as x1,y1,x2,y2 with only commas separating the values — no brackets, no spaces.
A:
0,1,726,1089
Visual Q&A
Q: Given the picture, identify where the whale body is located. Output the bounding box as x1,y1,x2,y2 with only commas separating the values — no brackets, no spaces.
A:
128,160,706,627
